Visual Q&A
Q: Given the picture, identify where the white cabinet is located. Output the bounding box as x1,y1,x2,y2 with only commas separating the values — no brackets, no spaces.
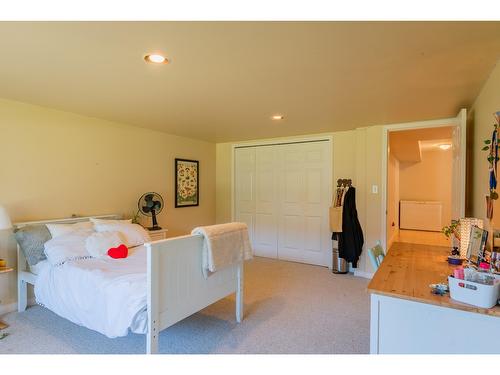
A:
235,141,331,267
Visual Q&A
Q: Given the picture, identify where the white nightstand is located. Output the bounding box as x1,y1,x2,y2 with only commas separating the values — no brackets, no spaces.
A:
0,267,13,330
148,228,168,241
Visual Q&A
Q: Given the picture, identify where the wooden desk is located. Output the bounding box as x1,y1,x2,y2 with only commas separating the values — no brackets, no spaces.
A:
368,242,500,354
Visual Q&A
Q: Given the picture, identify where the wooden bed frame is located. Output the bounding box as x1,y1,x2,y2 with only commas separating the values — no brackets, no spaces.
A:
15,215,244,354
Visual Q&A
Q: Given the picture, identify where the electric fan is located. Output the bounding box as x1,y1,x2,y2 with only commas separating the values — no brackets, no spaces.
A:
138,192,164,230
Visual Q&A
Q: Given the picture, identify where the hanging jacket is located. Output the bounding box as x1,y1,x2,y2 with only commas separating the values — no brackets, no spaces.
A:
337,187,364,267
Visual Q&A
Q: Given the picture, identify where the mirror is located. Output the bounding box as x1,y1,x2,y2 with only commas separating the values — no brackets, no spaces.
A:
467,225,488,265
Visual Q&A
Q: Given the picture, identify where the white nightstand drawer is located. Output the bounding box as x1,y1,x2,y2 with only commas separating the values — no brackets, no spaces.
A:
148,229,168,241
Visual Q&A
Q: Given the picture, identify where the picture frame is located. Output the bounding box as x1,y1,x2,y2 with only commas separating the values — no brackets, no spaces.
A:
175,158,199,208
466,225,488,265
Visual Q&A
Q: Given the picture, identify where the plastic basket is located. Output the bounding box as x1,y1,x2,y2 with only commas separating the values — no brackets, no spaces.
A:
448,275,500,309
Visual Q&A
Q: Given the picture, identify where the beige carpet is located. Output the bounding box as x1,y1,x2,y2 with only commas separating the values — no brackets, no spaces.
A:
0,257,370,354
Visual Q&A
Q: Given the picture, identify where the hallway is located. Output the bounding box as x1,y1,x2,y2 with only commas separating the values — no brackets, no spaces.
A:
394,229,450,247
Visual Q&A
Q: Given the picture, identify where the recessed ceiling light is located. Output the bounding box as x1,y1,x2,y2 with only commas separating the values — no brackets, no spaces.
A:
271,115,284,120
144,54,169,64
439,144,451,150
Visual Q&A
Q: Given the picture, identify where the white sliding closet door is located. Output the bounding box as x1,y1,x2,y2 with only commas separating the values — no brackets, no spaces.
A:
277,142,331,266
234,148,256,244
234,140,331,267
254,146,279,257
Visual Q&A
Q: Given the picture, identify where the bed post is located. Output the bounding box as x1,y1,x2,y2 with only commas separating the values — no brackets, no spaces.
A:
18,280,27,312
146,243,159,354
17,245,28,312
236,261,244,323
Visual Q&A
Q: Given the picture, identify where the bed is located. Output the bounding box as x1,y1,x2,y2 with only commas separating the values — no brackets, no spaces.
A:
15,215,244,354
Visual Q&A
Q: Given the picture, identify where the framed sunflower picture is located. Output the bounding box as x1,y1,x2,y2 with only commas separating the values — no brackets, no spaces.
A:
175,158,199,207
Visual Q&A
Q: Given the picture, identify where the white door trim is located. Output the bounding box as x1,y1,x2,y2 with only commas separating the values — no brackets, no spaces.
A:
231,135,333,223
380,115,462,251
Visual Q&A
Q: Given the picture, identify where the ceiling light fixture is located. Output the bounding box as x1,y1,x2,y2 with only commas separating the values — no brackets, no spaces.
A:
271,115,284,120
144,54,169,64
439,144,451,150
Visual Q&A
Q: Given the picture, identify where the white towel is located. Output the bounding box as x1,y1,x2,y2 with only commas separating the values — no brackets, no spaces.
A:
191,222,253,277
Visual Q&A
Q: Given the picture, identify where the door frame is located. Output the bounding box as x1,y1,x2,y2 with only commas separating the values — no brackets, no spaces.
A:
380,110,466,251
231,135,334,266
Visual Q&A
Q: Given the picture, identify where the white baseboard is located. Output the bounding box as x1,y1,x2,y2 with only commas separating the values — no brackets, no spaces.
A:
354,270,374,279
0,298,36,315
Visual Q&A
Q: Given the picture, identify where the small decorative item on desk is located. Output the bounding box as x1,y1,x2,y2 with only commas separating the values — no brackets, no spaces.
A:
429,283,449,296
448,245,464,265
448,255,464,265
491,251,500,273
443,218,485,260
442,220,460,245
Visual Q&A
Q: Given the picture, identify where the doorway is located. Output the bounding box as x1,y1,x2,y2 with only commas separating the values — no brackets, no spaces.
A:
382,109,466,250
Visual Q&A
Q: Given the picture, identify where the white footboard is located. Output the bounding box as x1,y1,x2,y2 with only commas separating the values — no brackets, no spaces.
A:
146,234,243,354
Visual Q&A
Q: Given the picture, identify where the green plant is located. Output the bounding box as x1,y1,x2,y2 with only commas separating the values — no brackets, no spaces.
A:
442,220,460,241
131,209,141,224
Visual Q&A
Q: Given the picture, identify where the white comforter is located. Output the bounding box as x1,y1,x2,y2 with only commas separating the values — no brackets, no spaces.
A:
35,245,148,338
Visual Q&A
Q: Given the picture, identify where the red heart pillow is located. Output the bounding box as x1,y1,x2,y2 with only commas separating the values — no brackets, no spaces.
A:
108,244,128,259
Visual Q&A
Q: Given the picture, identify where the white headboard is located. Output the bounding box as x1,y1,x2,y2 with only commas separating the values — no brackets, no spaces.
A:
14,214,122,275
13,214,122,229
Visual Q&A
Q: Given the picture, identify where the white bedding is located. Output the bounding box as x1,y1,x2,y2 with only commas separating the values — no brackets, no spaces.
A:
29,259,50,275
35,245,148,338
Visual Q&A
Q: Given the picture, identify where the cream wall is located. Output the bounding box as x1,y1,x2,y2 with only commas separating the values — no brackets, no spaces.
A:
399,148,452,228
354,126,383,275
0,98,216,309
215,127,383,276
215,143,234,224
470,61,500,227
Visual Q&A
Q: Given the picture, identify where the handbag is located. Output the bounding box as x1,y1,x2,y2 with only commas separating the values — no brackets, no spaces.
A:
329,205,343,233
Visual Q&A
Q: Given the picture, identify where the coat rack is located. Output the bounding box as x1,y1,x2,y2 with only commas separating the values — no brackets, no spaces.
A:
337,178,352,188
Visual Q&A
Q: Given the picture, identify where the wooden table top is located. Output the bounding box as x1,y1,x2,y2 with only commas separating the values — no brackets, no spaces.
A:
367,242,500,317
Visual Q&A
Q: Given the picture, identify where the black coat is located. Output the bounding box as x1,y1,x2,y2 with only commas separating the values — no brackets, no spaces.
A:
337,187,364,268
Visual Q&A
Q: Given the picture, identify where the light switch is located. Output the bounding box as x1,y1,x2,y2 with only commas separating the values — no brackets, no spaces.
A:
372,185,378,194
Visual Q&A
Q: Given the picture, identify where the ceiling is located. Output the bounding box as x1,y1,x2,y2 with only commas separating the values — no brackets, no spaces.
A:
389,126,454,162
0,22,499,143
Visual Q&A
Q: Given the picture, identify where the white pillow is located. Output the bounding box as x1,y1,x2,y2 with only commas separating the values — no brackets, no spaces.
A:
90,218,132,226
46,221,94,238
43,231,92,266
94,223,150,248
85,231,125,258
